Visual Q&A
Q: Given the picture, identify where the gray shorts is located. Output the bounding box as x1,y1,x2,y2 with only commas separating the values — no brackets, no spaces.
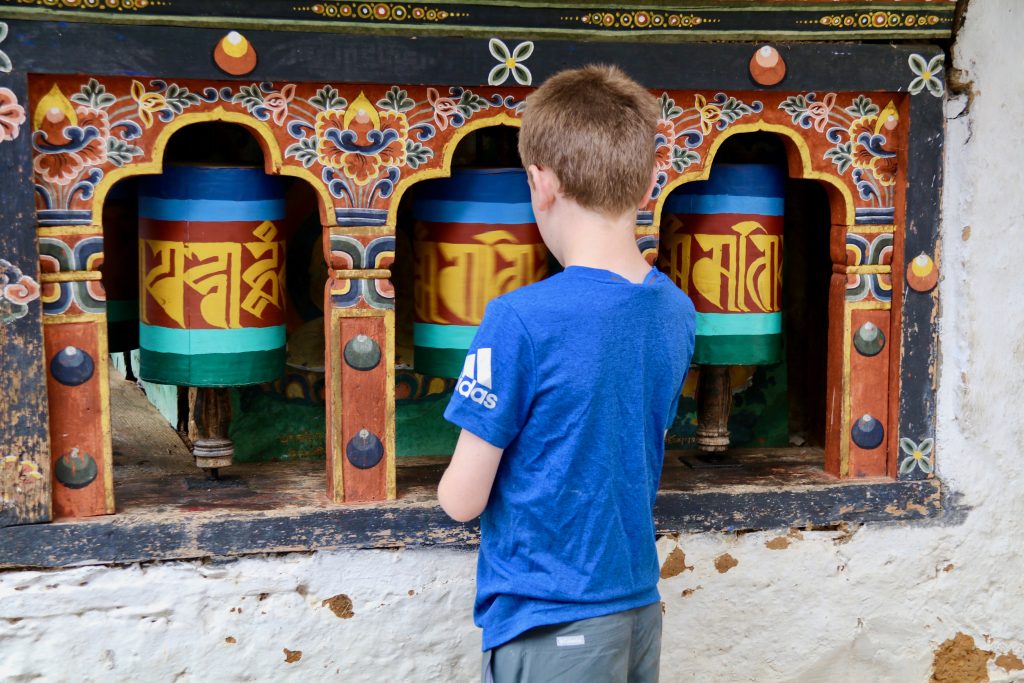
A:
482,602,662,683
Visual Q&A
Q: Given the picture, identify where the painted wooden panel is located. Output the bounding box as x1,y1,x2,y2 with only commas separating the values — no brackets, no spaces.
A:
0,66,50,527
0,1,957,42
43,316,114,518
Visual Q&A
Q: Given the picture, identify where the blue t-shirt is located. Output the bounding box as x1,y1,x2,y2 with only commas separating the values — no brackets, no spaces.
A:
443,264,696,651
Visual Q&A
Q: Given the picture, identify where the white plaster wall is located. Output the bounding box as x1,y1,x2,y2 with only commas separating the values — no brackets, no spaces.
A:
3,2,1024,681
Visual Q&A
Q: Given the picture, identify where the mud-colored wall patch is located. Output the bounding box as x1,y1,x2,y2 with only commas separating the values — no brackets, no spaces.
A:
322,594,355,619
714,553,739,573
660,547,693,579
681,586,703,598
931,633,991,683
284,648,303,664
225,636,236,644
996,652,1024,672
766,536,791,550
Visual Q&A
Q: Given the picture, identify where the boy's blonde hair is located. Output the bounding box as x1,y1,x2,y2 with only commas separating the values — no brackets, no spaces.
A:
518,64,659,217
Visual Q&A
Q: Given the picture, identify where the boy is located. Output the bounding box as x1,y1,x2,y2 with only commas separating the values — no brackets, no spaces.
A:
438,65,696,683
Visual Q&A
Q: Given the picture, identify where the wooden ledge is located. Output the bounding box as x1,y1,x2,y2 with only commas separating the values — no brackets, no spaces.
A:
0,454,951,569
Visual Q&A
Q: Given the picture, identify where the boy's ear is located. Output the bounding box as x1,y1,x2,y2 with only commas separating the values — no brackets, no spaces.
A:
527,164,558,212
639,167,659,209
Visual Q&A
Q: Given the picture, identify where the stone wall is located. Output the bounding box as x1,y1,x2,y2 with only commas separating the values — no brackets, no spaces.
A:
3,1,1023,680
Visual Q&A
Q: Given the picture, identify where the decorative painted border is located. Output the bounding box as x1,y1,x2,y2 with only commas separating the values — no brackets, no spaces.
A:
0,2,957,40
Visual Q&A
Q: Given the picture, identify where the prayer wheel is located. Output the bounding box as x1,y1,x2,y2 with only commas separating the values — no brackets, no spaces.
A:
138,165,287,472
412,168,547,378
660,163,785,452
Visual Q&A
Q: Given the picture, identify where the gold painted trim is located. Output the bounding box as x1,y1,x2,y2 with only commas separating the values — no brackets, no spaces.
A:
653,121,857,228
841,300,893,478
384,309,397,500
846,265,891,275
36,225,102,236
388,113,523,226
96,318,115,514
332,269,392,279
329,305,345,502
90,108,336,227
40,271,103,283
848,225,896,235
329,226,397,237
42,313,106,324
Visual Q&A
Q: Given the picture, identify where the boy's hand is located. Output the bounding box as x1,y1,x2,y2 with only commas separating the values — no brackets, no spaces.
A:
437,429,504,522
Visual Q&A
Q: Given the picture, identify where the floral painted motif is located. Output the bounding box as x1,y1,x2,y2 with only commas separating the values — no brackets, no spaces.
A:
315,93,408,186
0,22,12,74
650,91,763,198
780,92,899,213
0,86,26,144
488,39,533,86
0,259,41,324
899,437,934,475
908,54,945,97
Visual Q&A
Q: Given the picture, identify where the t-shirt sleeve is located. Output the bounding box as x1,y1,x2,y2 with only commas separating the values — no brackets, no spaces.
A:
443,298,536,449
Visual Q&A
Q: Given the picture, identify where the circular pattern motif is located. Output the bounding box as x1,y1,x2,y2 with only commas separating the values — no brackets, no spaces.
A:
346,429,384,470
343,334,382,371
749,45,786,86
853,322,886,357
851,414,885,450
50,346,95,386
907,253,939,292
213,31,258,76
54,447,98,489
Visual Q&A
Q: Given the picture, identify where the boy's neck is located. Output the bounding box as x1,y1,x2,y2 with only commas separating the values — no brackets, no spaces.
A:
553,202,652,284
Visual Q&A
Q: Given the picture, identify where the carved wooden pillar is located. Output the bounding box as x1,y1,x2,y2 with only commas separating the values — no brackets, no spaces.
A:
324,223,396,503
826,222,894,479
37,225,114,517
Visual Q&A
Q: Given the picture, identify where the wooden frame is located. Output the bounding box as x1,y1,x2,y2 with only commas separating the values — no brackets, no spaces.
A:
0,12,945,530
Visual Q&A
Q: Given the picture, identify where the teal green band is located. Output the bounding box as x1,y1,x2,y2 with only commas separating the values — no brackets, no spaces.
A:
140,324,286,354
695,312,782,336
692,334,783,366
413,322,479,350
139,348,285,387
413,346,468,380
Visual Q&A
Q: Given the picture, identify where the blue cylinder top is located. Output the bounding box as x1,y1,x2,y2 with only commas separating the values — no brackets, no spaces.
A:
664,163,786,216
416,167,532,203
412,167,535,224
138,165,286,221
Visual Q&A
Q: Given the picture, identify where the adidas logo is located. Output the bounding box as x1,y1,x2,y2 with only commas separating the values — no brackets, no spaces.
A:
456,348,499,410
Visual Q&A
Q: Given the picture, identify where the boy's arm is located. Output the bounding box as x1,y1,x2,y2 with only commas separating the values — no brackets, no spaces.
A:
438,429,504,522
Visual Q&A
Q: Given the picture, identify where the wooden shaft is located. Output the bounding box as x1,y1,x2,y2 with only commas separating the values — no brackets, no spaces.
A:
191,387,234,469
695,365,733,453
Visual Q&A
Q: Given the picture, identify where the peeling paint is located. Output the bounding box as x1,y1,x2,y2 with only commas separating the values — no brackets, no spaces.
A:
659,547,693,579
714,554,738,573
322,594,354,619
931,633,991,683
995,652,1024,672
765,536,790,550
283,648,303,664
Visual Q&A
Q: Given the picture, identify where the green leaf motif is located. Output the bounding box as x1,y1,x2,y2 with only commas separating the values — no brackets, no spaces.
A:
659,93,684,121
778,94,810,124
71,78,117,110
845,95,879,119
511,64,532,86
106,137,143,167
898,456,917,475
377,86,415,113
457,89,491,118
310,85,346,112
824,142,854,175
671,146,700,173
717,97,759,126
285,137,319,169
231,84,265,114
488,64,509,86
0,51,11,75
512,41,534,62
163,84,201,115
405,140,433,169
